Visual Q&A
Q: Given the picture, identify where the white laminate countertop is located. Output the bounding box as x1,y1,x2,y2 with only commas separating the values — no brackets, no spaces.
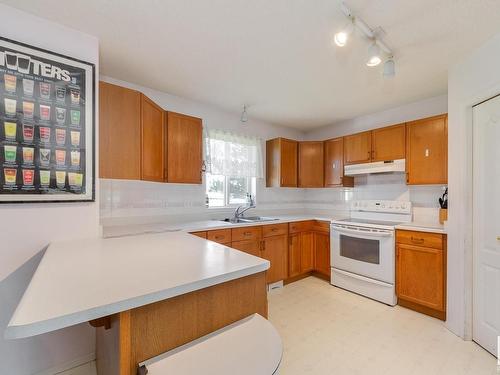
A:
5,231,269,339
102,215,338,238
395,222,447,234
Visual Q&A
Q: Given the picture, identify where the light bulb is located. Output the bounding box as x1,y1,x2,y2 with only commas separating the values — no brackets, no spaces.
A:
334,32,348,47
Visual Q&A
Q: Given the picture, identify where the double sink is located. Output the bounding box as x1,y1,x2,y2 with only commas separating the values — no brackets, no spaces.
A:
220,216,279,224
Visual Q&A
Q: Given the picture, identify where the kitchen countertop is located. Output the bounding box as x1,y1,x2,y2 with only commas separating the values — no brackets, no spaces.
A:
395,222,447,234
5,231,269,339
102,215,338,238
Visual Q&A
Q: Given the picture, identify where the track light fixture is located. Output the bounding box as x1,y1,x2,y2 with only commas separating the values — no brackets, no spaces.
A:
334,2,395,77
240,105,248,123
366,42,382,67
333,18,354,47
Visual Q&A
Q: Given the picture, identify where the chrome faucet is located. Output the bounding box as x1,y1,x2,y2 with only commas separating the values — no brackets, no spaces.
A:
232,193,255,222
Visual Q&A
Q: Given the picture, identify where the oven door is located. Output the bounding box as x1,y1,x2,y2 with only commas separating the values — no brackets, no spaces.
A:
330,224,395,284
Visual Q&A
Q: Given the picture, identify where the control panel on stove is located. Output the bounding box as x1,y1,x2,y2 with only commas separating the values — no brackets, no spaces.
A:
351,200,412,214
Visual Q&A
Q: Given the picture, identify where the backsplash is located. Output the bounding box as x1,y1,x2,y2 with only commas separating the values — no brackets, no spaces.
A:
101,173,446,226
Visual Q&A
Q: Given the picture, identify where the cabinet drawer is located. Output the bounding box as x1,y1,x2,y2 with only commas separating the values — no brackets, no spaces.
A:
263,223,288,238
312,220,330,233
396,230,444,250
232,226,262,242
289,221,314,234
190,231,207,239
207,229,232,244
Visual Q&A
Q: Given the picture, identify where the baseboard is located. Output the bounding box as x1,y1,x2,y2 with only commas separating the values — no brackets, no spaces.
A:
398,298,446,321
35,352,96,375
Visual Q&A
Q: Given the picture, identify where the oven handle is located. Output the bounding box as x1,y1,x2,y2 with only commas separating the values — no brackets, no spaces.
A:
331,225,393,238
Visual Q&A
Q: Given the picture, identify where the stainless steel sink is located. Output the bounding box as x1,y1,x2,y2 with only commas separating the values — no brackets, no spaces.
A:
220,216,279,224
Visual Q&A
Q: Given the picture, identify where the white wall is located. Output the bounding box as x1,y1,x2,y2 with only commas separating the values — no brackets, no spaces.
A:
305,94,448,140
447,32,500,339
100,76,307,226
0,5,99,374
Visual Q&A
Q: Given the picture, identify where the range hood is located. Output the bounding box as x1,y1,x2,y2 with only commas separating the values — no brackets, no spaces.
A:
344,159,406,176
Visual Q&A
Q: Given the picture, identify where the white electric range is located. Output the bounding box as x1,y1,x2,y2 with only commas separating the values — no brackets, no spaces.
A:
330,200,412,306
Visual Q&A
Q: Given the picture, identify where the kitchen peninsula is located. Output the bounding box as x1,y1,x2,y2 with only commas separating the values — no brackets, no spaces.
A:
5,231,269,375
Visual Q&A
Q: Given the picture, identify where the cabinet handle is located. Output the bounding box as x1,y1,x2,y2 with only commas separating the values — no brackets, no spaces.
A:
261,240,266,251
215,235,223,240
410,237,424,244
244,231,252,236
271,228,278,232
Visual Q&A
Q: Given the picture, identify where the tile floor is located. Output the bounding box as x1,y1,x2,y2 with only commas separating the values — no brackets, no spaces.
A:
268,277,498,375
61,276,497,375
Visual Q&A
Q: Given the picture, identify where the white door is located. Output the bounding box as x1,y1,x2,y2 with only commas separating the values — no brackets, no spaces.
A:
473,95,500,357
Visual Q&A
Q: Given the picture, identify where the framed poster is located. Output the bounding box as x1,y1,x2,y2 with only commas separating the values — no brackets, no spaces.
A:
0,37,95,202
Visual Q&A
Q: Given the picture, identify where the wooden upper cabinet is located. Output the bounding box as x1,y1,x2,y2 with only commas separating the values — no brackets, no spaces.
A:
344,131,372,165
298,141,324,188
324,137,353,187
371,124,406,162
166,112,203,184
406,114,448,185
141,95,166,182
266,138,298,187
99,81,141,179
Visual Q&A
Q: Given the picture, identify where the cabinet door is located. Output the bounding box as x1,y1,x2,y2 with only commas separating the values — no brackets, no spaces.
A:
298,141,324,188
406,115,448,185
314,232,330,277
324,138,353,187
396,243,445,311
99,82,141,179
372,124,406,162
262,235,288,284
288,234,301,278
300,232,314,273
141,95,166,182
344,131,372,165
167,112,203,184
231,240,261,257
280,138,298,187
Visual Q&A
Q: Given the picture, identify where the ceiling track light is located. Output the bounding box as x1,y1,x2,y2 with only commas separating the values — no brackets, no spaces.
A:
240,105,248,123
335,2,396,76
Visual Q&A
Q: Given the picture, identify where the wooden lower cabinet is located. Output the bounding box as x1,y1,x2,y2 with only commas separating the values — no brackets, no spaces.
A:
190,221,331,285
261,235,288,284
231,239,261,257
313,232,330,278
396,230,447,320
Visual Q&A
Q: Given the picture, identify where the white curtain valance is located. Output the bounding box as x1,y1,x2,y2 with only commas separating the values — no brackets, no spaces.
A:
205,129,263,178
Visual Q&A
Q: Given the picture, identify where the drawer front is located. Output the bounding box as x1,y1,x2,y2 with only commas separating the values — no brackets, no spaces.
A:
232,226,262,242
396,230,443,250
263,223,288,238
190,231,207,239
312,220,330,233
207,229,232,244
289,220,314,234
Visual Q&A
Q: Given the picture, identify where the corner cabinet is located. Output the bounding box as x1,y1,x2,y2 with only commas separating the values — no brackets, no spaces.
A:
298,141,324,188
324,137,353,187
396,230,447,320
266,138,298,187
406,114,448,185
166,112,203,184
99,81,203,184
141,95,166,182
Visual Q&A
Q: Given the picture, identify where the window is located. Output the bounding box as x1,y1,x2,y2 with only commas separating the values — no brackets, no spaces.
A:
205,129,262,208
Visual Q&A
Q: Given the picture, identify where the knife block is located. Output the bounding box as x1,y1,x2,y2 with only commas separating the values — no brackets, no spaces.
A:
439,209,448,224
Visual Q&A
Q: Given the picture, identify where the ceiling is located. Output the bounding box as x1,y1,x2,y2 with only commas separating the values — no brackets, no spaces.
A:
4,0,500,129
